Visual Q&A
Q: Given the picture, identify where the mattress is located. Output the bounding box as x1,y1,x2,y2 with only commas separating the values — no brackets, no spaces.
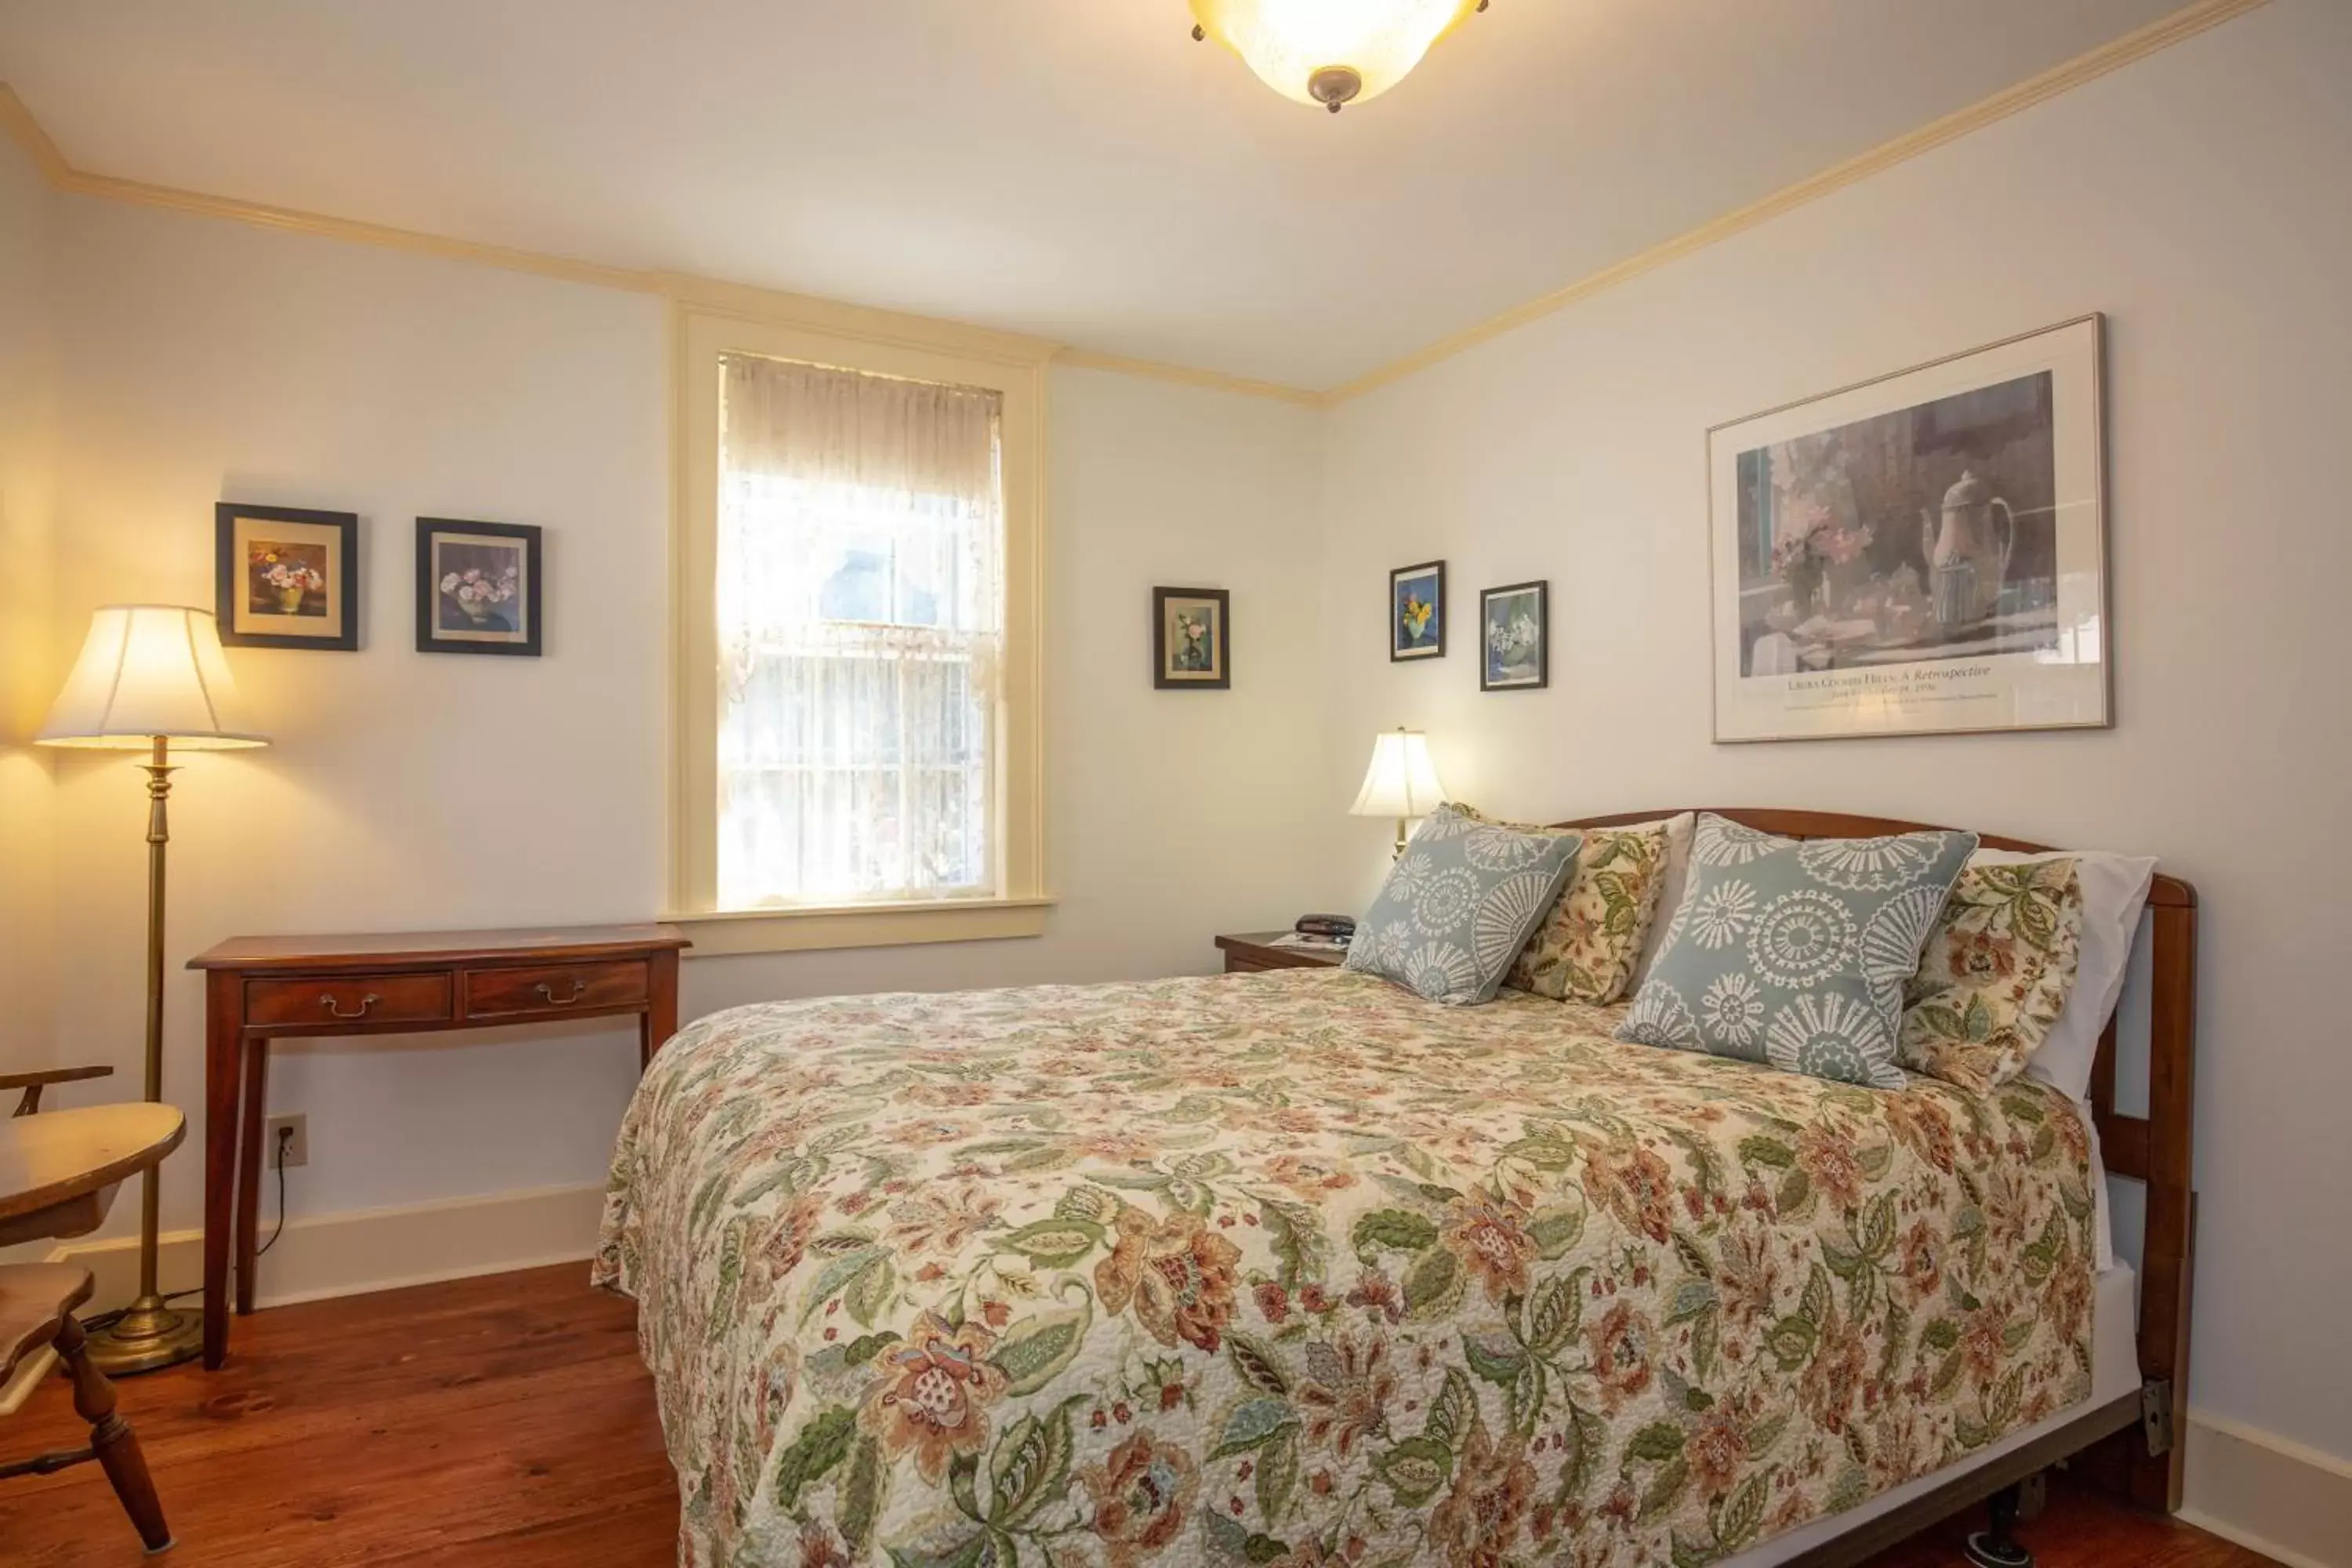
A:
597,968,2103,1567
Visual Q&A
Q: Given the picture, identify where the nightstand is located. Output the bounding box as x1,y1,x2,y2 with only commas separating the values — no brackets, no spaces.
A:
1215,931,1348,974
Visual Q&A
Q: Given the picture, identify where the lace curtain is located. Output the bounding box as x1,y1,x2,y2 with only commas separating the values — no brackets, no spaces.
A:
716,353,1004,907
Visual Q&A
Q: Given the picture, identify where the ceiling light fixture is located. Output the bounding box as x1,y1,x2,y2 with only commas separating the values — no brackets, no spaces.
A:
1190,0,1488,114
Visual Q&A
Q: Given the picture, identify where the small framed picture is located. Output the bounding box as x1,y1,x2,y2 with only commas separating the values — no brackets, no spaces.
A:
416,517,543,656
1479,580,1549,691
1383,561,1439,658
1153,586,1230,690
216,503,360,651
1390,560,1446,661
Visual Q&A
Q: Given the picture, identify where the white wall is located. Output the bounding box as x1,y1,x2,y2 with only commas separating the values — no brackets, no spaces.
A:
40,201,1332,1240
1319,0,2350,1483
0,129,56,1068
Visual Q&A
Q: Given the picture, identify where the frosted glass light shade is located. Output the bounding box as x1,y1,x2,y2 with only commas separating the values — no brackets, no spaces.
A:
1191,0,1485,111
38,605,268,750
1349,730,1446,818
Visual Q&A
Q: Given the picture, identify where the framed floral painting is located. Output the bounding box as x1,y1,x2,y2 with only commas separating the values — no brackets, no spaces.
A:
215,503,360,650
416,517,543,656
1152,586,1229,690
1389,560,1445,661
1708,314,2107,741
1479,579,1548,691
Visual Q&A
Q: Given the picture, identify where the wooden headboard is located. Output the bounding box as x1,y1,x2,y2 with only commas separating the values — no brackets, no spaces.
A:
1552,808,2197,1515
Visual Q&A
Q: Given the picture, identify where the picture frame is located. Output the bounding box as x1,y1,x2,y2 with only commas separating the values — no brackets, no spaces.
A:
1708,314,2108,742
416,517,543,657
215,503,361,651
1152,586,1230,690
1479,579,1549,691
1389,560,1446,661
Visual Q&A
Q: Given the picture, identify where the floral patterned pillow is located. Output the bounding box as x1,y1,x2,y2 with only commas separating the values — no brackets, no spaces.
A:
1504,824,1672,1004
1456,808,1671,1004
1900,858,2085,1092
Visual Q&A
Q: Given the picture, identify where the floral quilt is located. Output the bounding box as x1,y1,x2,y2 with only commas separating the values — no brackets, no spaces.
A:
594,969,2096,1568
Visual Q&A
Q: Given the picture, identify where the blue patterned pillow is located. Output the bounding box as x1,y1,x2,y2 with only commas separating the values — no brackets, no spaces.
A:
1615,813,1978,1087
1344,804,1582,1006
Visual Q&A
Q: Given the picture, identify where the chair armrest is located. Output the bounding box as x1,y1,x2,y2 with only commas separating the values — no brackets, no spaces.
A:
2,1065,114,1117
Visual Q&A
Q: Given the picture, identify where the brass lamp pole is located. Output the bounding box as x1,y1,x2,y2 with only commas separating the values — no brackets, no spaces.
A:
38,605,268,1374
96,735,193,1372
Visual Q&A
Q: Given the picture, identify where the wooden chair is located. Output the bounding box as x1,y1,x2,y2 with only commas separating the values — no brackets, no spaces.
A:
0,1067,177,1554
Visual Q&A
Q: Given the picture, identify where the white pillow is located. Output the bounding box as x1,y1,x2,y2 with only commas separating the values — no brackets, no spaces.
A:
1622,811,1697,993
1970,848,2158,1103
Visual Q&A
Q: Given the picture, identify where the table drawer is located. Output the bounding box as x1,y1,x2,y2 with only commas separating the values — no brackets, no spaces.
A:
246,973,453,1028
463,959,648,1019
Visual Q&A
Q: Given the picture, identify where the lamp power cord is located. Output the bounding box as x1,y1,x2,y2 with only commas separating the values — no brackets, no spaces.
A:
85,1120,296,1325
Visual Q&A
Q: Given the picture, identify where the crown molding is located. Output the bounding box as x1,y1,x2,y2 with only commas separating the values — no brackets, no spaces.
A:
0,82,1287,402
1054,347,1324,408
658,273,1060,370
0,79,71,185
0,0,2268,410
1322,0,2268,404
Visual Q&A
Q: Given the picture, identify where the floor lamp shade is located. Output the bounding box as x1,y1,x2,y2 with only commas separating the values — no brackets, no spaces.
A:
38,605,267,750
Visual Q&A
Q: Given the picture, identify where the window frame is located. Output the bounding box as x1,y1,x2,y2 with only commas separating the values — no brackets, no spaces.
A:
669,303,1051,953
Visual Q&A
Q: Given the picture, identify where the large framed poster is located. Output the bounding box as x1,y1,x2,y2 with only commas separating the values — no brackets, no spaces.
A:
1708,314,2107,742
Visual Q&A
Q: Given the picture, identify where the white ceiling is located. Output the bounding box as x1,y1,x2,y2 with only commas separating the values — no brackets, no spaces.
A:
0,0,2187,390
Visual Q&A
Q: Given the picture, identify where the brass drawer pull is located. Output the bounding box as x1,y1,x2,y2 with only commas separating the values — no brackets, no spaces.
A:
535,980,587,1005
320,992,380,1019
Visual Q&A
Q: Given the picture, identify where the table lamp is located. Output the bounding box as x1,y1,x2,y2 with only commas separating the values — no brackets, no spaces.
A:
1348,728,1446,858
38,605,268,1374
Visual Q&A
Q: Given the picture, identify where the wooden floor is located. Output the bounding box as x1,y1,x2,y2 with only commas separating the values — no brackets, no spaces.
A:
0,1265,2272,1567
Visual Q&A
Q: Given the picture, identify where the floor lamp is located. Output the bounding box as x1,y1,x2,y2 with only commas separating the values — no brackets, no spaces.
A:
38,604,269,1374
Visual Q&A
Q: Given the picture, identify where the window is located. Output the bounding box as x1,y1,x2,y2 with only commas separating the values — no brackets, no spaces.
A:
716,354,1001,906
672,307,1047,953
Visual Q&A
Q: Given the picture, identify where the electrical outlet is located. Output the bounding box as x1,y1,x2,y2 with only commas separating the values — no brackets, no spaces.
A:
264,1113,309,1169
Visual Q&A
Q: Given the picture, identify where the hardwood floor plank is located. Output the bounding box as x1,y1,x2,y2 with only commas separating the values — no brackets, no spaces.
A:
0,1264,2274,1566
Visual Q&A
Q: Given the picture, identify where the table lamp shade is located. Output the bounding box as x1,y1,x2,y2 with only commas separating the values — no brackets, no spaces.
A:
38,605,268,750
1349,729,1446,819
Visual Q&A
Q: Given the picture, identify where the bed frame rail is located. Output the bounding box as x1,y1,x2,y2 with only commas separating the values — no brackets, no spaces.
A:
2082,885,2197,1512
1550,808,2198,1526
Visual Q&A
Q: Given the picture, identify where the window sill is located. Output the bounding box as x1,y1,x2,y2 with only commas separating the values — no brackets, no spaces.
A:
663,896,1057,956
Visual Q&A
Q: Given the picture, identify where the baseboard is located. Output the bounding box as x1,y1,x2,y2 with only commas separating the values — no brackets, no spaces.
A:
2180,1409,2352,1568
45,1181,607,1313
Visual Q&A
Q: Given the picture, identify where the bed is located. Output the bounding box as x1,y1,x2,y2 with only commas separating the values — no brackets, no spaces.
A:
597,810,2196,1568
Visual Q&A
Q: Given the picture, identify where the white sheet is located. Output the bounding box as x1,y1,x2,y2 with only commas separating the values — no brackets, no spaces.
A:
1727,1261,2139,1566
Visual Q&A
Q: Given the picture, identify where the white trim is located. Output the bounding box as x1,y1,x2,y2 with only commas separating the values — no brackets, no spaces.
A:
2176,1509,2337,1568
1318,0,2268,402
48,1182,606,1312
2179,1408,2352,1568
0,1,2268,405
667,897,1058,956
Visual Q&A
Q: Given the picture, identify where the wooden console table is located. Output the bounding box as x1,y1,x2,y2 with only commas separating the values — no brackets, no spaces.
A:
187,924,688,1370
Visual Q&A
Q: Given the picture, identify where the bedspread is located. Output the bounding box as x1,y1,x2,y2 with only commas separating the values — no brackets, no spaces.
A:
594,968,2095,1568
